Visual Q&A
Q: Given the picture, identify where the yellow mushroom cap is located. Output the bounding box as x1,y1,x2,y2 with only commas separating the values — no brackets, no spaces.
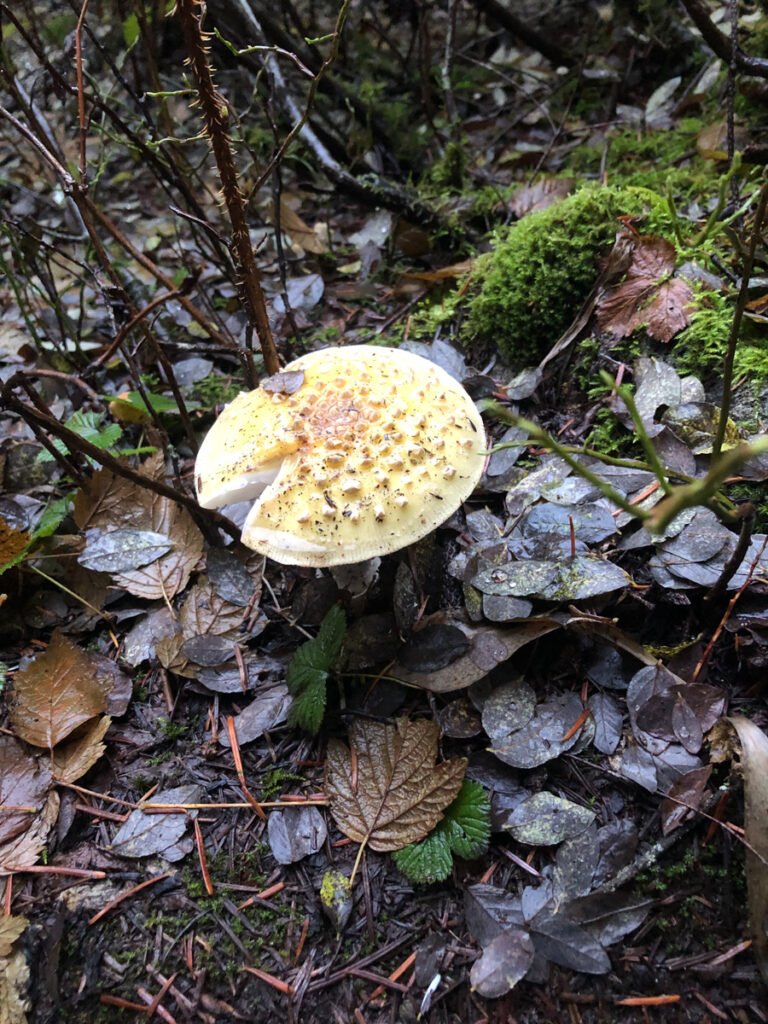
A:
195,346,485,567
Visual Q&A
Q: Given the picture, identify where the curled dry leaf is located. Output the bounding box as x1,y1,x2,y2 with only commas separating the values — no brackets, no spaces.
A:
325,717,466,852
8,631,109,748
0,791,59,875
0,735,51,846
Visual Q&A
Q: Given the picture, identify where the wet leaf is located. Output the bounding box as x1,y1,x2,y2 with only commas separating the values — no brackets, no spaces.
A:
74,457,203,600
206,548,259,606
472,556,629,601
8,632,109,748
469,929,535,998
661,765,712,835
481,678,537,745
522,503,617,546
218,683,292,744
588,692,623,754
529,911,610,974
552,822,600,902
52,716,111,783
723,716,768,982
490,690,585,769
325,717,466,852
77,527,172,573
397,625,471,672
618,743,658,792
0,736,51,845
465,884,525,947
564,890,651,947
110,784,201,860
267,806,327,865
392,619,559,693
504,792,594,846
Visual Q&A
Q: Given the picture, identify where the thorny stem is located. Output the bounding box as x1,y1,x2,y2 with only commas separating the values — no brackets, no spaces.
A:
176,0,280,382
713,180,768,459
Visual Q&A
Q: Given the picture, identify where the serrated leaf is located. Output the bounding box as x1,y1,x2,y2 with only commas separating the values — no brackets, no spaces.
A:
393,829,453,883
0,916,27,957
287,605,346,733
393,780,490,883
38,410,122,463
325,717,466,852
441,780,491,859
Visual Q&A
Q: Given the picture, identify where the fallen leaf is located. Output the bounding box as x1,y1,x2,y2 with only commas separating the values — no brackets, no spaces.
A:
74,456,203,600
77,527,172,573
217,683,292,744
597,235,695,343
267,806,327,865
272,199,329,254
661,765,712,835
511,177,573,218
52,716,112,783
0,918,26,958
0,945,30,1024
503,793,594,846
0,736,51,845
392,619,560,692
0,792,59,875
470,929,535,997
110,784,201,860
325,718,466,852
529,910,611,974
8,632,108,748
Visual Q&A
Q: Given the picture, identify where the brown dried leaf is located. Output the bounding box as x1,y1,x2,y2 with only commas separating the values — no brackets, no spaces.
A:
0,736,51,845
325,717,466,852
0,917,26,958
0,945,30,1024
52,716,111,783
0,792,59,875
8,632,108,748
511,177,573,218
597,235,695,343
73,456,203,600
0,516,30,569
273,198,329,254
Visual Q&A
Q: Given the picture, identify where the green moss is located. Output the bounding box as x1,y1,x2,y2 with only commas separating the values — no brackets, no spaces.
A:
460,184,672,364
674,287,768,385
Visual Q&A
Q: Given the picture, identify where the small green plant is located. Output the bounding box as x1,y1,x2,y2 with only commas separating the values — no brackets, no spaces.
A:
37,410,122,464
393,780,491,884
287,604,346,733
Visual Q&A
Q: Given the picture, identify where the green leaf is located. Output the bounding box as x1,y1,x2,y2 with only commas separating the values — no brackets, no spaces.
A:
440,779,491,859
37,411,123,463
33,497,71,540
392,830,453,884
393,780,491,884
287,605,346,734
122,13,140,50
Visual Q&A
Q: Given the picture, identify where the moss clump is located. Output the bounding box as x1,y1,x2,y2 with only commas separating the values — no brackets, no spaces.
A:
461,184,671,365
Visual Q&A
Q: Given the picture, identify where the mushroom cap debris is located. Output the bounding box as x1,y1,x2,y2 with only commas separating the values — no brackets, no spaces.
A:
195,345,486,567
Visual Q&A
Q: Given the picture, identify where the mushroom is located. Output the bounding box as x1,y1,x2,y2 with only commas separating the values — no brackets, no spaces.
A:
195,345,485,567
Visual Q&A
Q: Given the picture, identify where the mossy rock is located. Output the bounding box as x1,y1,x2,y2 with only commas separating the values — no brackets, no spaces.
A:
458,184,672,365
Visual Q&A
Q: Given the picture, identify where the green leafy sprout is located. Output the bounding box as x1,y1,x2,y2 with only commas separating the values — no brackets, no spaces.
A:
286,604,346,734
393,780,491,884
